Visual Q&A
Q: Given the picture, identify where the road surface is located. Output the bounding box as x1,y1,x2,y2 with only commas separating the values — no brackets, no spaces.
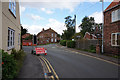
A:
22,44,119,79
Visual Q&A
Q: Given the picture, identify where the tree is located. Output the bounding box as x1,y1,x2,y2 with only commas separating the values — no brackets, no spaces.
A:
79,16,95,36
21,25,28,49
72,32,83,40
21,25,28,36
61,16,75,40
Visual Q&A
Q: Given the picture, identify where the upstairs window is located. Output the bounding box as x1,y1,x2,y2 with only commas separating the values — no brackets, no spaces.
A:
111,33,120,46
9,0,16,17
51,33,53,37
112,9,120,22
55,34,57,37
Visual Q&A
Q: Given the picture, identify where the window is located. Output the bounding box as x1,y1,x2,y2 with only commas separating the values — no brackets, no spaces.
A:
55,39,57,42
51,33,53,37
111,33,120,46
18,33,20,45
51,38,53,42
8,28,15,50
9,0,16,17
112,9,120,22
55,34,57,37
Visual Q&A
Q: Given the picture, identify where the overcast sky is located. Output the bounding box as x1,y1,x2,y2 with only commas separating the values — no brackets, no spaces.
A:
19,0,113,35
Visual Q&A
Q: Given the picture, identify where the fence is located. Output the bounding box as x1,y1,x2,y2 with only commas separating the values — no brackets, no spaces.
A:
75,39,102,50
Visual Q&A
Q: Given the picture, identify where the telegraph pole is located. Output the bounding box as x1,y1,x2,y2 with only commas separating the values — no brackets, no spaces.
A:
74,14,76,33
100,0,104,53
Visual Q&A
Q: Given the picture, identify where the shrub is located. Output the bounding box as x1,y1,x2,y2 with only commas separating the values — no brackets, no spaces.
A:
11,49,26,74
11,49,25,61
2,50,18,79
2,49,26,79
89,45,96,53
60,40,66,46
67,40,76,48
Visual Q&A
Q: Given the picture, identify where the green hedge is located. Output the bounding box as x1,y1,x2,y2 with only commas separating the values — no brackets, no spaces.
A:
2,49,26,79
2,50,18,79
67,40,76,48
60,40,66,46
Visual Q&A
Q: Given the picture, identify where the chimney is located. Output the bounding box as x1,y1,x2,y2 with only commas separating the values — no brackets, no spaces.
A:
42,28,44,31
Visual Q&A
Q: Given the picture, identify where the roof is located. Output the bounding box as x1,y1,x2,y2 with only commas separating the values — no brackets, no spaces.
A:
104,0,120,12
37,28,57,36
22,33,31,39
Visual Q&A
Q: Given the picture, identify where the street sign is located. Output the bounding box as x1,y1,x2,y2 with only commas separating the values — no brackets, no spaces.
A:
35,47,47,54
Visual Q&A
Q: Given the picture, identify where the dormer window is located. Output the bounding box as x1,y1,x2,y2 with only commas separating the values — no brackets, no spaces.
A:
9,0,16,17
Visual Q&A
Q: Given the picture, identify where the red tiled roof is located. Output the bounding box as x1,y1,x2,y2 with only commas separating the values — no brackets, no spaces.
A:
37,28,57,36
22,33,31,39
105,0,120,12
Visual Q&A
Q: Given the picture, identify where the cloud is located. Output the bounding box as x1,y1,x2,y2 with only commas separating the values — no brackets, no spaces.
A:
20,2,80,13
41,8,54,14
46,18,66,34
26,14,44,21
20,6,26,15
23,24,44,35
31,14,44,20
89,11,102,23
23,18,66,35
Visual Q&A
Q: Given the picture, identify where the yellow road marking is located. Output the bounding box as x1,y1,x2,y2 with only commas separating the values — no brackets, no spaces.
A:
42,56,59,80
66,49,120,66
38,57,54,80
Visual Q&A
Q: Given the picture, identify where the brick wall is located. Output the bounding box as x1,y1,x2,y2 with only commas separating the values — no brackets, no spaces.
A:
37,28,58,44
104,5,120,54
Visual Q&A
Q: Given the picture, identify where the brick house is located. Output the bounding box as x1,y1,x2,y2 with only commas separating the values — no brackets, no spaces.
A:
0,0,21,53
22,33,31,39
104,0,120,54
84,26,102,40
37,28,59,45
22,33,33,46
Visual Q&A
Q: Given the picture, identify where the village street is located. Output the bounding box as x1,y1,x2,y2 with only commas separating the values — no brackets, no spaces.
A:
17,44,119,79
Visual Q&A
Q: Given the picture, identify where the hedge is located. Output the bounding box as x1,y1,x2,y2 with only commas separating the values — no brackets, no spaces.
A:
2,50,18,79
2,49,26,79
67,40,75,48
60,40,66,46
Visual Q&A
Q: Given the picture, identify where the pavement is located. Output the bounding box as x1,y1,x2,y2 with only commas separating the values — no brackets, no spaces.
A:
15,46,44,79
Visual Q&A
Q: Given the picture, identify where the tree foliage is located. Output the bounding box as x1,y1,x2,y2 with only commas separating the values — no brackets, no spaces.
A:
79,16,95,36
61,16,75,40
21,25,28,36
72,32,83,40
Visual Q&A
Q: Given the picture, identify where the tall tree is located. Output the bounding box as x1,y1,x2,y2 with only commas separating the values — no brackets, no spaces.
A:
79,16,95,36
61,16,75,40
21,25,28,36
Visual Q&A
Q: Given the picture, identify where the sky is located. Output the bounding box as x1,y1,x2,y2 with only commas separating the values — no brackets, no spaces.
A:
19,0,113,35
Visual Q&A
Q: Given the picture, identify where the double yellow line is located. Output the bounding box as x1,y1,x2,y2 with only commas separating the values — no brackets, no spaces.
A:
39,56,59,80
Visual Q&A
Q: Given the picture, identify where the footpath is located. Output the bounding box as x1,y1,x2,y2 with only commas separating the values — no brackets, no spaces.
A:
15,46,44,79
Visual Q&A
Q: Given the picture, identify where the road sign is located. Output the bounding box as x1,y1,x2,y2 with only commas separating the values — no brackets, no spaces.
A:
35,47,47,55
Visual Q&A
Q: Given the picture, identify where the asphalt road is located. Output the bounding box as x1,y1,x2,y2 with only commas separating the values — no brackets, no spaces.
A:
22,44,119,79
